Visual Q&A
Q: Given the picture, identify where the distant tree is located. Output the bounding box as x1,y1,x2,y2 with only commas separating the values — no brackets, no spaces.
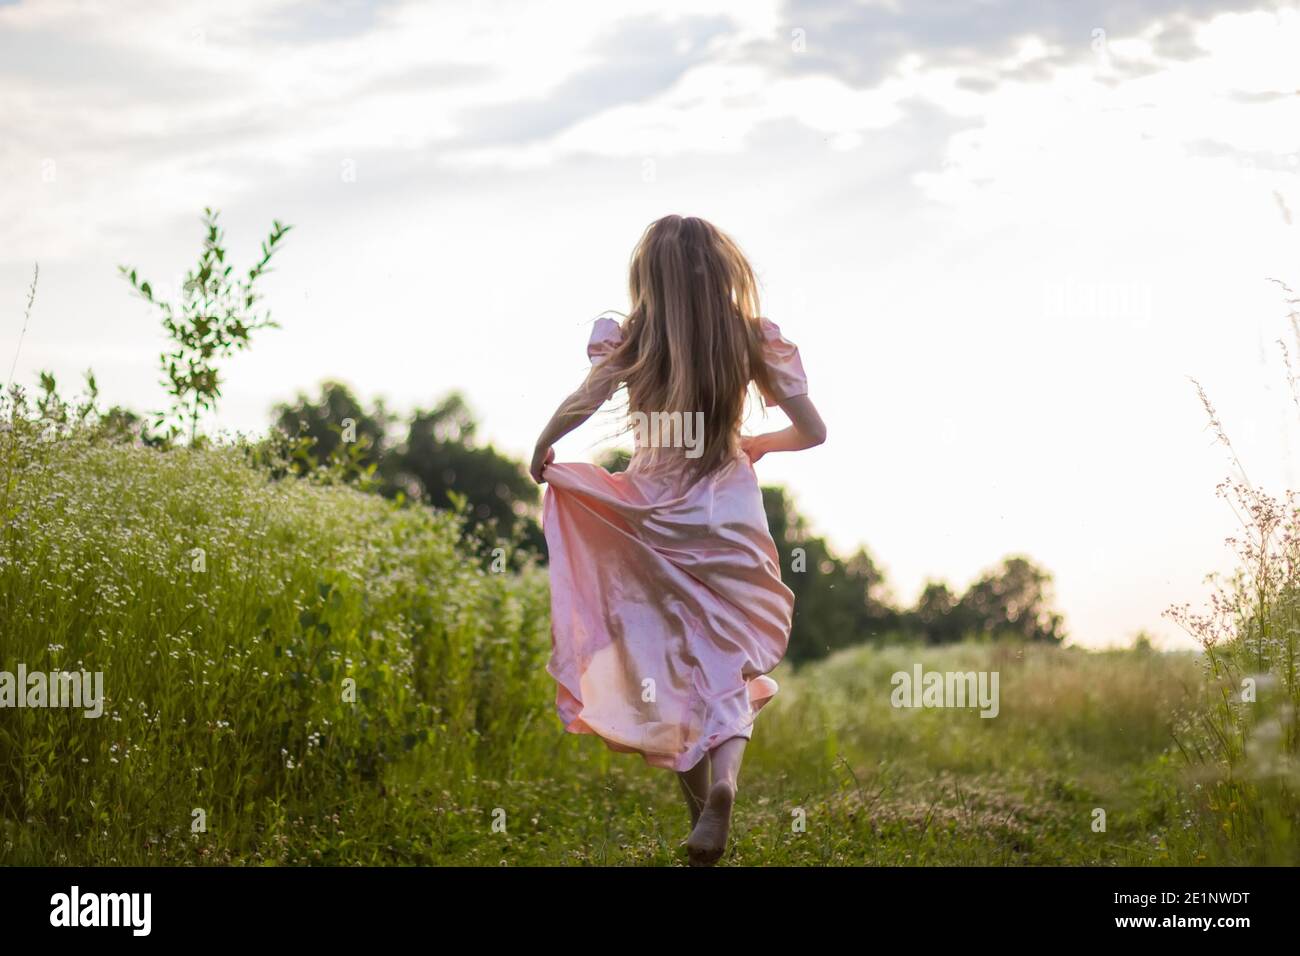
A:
910,580,963,644
273,381,392,481
762,486,897,664
272,386,544,561
953,556,1065,643
393,393,538,529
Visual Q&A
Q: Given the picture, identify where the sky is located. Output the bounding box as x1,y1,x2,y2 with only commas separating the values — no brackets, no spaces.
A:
3,0,1300,649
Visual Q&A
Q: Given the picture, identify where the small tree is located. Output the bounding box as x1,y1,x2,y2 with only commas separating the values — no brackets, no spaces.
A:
121,208,291,443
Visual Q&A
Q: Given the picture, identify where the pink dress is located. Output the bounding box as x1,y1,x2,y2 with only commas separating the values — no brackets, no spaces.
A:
542,316,810,772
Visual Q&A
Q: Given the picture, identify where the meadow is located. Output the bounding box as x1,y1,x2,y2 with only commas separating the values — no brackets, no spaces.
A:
3,415,1292,866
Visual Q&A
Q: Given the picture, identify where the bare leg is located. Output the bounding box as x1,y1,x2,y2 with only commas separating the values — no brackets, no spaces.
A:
709,735,747,791
676,758,710,829
686,735,746,866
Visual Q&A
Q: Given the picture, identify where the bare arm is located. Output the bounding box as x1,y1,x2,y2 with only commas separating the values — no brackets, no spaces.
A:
742,394,826,462
530,373,609,482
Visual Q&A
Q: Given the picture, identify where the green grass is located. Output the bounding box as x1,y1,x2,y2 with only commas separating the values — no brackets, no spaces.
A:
326,643,1209,866
0,427,1292,865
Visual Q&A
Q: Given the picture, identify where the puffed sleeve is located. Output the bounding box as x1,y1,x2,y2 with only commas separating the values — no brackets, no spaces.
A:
756,317,808,407
587,316,625,364
584,316,626,403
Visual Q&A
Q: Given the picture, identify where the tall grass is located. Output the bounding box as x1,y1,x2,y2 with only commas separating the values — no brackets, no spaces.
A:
745,641,1202,865
0,410,552,864
1158,287,1300,864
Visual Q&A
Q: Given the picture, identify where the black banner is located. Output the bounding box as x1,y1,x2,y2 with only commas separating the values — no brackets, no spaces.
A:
0,865,1283,941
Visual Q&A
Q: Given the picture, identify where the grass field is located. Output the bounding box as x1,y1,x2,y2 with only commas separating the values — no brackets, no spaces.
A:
350,641,1213,866
0,426,1292,866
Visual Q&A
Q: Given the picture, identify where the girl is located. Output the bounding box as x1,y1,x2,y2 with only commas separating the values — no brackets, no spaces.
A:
530,215,826,866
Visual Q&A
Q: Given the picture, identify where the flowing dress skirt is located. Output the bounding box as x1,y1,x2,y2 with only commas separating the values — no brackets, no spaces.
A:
542,448,794,772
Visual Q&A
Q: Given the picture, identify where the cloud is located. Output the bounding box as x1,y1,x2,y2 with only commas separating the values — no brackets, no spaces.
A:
728,3,1300,235
453,13,738,147
2,0,1294,258
777,0,1264,85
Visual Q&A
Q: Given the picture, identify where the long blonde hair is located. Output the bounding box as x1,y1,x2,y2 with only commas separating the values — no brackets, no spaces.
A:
585,215,777,478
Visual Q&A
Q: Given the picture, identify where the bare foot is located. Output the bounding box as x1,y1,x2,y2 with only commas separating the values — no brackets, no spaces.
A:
685,781,735,866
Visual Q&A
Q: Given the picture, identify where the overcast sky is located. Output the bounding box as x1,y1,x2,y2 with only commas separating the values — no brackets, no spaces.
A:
4,0,1300,648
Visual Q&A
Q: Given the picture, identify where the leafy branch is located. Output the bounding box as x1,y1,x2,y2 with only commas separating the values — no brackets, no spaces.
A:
120,208,292,443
